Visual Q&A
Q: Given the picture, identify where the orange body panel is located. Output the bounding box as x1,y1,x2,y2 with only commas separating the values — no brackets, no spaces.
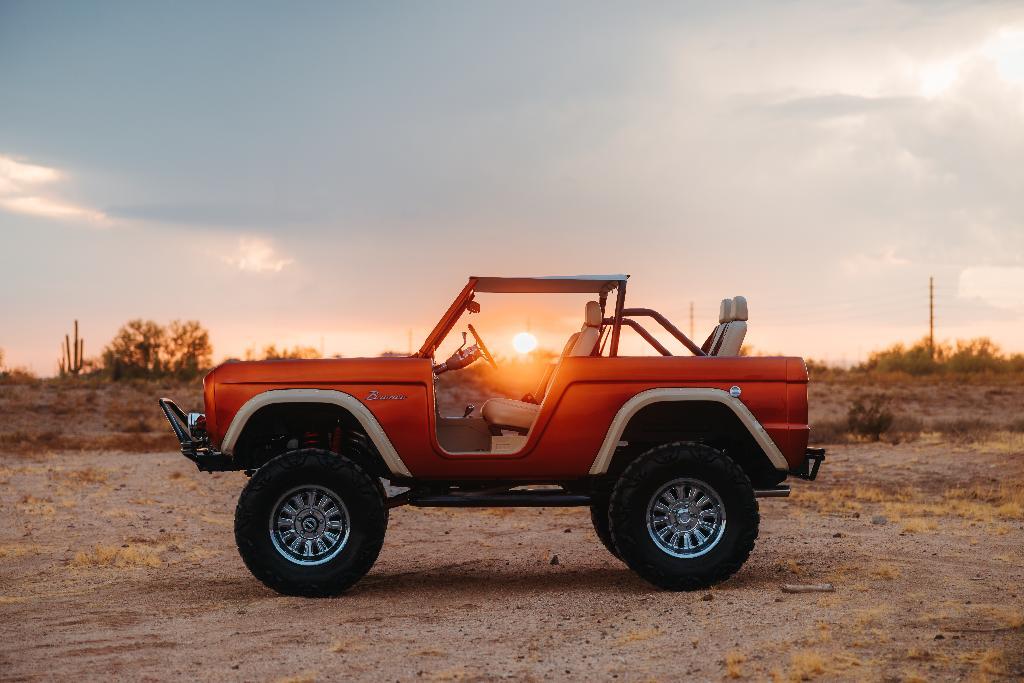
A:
206,354,808,480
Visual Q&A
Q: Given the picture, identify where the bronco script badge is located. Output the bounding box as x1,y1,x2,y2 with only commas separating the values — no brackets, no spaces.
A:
366,389,407,401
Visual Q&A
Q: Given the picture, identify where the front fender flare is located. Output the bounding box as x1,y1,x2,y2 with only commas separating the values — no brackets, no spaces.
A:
219,388,412,477
588,388,789,475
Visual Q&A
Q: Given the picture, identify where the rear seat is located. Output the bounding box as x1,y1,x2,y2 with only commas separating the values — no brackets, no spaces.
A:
711,296,748,356
702,298,733,354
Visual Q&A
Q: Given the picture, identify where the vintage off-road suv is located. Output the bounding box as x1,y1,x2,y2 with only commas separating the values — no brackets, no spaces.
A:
160,274,823,596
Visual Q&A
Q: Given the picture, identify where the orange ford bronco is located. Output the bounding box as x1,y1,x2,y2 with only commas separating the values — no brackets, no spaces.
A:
160,274,824,596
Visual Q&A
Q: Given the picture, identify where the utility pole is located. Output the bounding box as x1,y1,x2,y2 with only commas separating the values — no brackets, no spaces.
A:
929,276,934,357
689,301,694,339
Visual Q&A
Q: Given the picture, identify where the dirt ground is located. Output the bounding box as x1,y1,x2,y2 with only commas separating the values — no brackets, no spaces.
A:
2,429,1022,681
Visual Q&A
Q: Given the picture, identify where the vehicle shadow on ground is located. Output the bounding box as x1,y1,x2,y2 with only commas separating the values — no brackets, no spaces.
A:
355,563,647,596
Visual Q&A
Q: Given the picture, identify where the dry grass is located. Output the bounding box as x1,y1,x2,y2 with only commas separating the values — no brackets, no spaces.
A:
783,650,826,681
17,494,55,516
870,563,901,580
274,673,318,683
0,543,40,559
0,379,199,455
70,543,162,568
725,651,746,678
959,649,1006,676
901,517,937,533
168,470,199,491
328,637,367,654
616,628,660,645
51,467,109,486
3,430,175,454
796,480,1024,526
854,607,888,628
991,607,1024,630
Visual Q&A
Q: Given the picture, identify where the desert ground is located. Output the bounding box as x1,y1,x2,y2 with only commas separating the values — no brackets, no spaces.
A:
1,379,1022,681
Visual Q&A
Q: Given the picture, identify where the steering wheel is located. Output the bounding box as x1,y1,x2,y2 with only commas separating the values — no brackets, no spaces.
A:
467,324,497,369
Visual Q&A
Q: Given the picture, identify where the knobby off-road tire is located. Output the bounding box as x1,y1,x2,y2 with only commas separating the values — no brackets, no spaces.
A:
589,497,621,560
609,442,759,591
234,448,388,597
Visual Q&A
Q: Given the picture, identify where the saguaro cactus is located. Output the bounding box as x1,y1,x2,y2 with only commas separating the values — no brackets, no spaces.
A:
59,320,84,376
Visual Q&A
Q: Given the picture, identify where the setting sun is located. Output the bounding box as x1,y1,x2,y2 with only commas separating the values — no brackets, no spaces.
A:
512,331,538,354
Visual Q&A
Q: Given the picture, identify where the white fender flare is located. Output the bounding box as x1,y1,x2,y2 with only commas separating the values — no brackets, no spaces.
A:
219,388,412,477
588,388,789,475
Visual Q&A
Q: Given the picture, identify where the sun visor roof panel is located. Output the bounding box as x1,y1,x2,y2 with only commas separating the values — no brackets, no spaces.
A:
471,274,628,294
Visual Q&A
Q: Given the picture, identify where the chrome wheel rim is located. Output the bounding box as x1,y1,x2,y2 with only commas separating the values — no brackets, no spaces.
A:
646,478,726,558
269,485,350,566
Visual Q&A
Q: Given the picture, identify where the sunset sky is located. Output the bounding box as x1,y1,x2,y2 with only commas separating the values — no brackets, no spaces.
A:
2,2,1023,375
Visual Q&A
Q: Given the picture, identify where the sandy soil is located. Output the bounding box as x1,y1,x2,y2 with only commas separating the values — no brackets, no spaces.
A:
1,435,1022,681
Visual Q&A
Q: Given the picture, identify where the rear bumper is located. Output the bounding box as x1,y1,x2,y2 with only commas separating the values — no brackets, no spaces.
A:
158,398,235,472
789,447,825,481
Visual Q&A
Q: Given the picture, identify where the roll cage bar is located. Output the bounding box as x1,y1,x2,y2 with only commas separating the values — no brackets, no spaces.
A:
416,275,707,359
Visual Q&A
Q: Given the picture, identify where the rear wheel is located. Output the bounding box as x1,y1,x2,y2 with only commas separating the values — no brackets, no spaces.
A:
234,448,387,596
609,442,759,590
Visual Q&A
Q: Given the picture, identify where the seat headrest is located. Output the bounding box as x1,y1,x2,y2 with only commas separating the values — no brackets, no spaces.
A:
731,296,748,322
719,298,733,324
585,301,602,327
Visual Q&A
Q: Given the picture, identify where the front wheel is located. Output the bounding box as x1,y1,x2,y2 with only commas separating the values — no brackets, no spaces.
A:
589,497,621,560
609,442,759,590
234,449,388,597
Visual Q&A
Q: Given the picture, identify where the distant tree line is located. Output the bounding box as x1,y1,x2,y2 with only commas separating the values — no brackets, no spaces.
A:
102,319,213,380
859,337,1024,375
246,344,321,360
805,337,1024,378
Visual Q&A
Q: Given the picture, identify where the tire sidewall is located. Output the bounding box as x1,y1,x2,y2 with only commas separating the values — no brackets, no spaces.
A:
610,443,758,588
235,449,387,595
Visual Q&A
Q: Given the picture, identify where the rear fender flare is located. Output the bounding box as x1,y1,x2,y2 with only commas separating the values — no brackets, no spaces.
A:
220,388,412,477
588,388,788,475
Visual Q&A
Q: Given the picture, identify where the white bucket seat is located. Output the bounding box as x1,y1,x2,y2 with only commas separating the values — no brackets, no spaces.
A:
711,296,748,356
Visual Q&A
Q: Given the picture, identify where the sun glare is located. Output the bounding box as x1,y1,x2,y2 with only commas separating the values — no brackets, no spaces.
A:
512,332,538,354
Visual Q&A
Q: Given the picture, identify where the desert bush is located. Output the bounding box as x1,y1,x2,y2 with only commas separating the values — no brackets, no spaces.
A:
886,414,924,443
861,339,940,376
847,393,894,441
805,358,848,381
858,337,1024,377
0,347,38,383
929,418,996,442
102,319,211,380
810,418,851,444
256,344,321,360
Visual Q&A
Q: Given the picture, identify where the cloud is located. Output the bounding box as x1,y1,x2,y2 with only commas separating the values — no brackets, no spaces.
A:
840,248,911,275
0,154,109,224
223,237,294,273
106,203,317,229
958,266,1024,309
